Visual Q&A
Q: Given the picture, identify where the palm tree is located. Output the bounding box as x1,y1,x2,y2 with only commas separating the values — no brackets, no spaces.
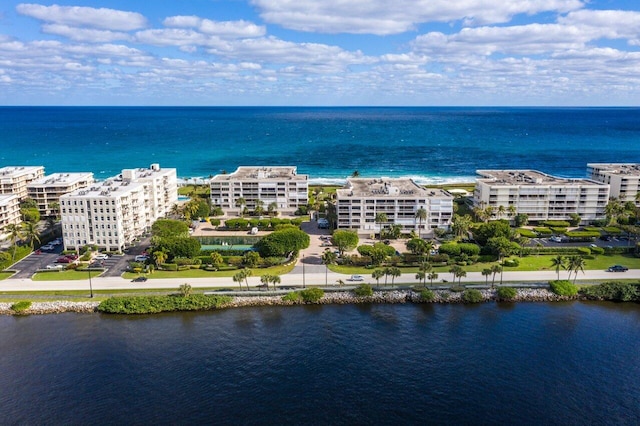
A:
21,221,40,250
427,272,438,288
415,207,427,238
388,267,401,286
490,264,502,289
5,223,23,260
267,201,278,217
605,198,624,225
270,274,281,290
497,205,506,220
254,200,265,216
233,271,245,290
423,240,435,263
336,279,344,287
170,203,182,219
242,268,252,290
484,205,495,222
153,249,168,268
260,274,273,290
49,201,61,220
449,265,466,285
210,252,224,269
550,255,566,280
415,271,426,287
567,255,586,283
235,197,246,217
372,269,384,287
321,250,337,286
452,214,472,240
375,212,388,241
507,205,517,222
482,268,492,286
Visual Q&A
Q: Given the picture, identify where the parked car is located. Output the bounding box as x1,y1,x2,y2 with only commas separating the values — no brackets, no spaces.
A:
348,275,364,282
40,244,55,251
131,276,148,282
607,265,628,272
600,235,612,241
51,239,62,245
134,255,149,262
46,264,64,270
549,236,562,243
94,253,109,260
65,254,79,260
56,257,74,263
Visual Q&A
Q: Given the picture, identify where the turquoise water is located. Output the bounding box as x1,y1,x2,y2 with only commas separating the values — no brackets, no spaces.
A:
1,302,639,424
1,107,639,183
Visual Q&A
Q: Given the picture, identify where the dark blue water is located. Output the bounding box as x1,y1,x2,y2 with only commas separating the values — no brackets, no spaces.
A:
1,107,639,183
1,302,639,425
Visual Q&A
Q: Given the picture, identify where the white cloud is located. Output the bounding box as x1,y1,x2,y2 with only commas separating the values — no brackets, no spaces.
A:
558,9,640,39
42,24,132,42
134,29,211,47
252,0,584,34
16,3,147,31
163,15,265,38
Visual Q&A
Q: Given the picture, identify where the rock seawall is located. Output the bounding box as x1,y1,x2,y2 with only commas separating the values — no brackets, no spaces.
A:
0,288,577,316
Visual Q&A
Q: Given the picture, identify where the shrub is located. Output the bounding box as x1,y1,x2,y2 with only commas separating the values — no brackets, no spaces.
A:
420,289,435,302
543,220,571,228
550,227,567,234
11,300,32,312
299,288,324,303
549,280,578,297
173,257,193,266
497,287,517,301
458,243,481,256
209,218,221,226
430,254,450,264
502,258,519,267
178,283,192,297
580,281,640,302
577,247,591,255
438,243,461,257
353,284,373,297
450,285,465,293
591,246,605,255
462,289,483,303
282,291,302,302
160,263,178,271
97,294,233,314
565,231,600,239
517,228,537,238
440,291,450,301
602,227,622,235
533,227,553,236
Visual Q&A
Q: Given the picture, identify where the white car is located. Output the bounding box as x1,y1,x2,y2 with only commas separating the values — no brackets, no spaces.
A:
134,255,149,262
94,253,109,260
51,239,62,245
41,244,55,251
349,275,364,282
45,264,63,270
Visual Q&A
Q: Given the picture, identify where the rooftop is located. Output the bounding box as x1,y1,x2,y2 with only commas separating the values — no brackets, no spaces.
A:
211,166,307,182
0,194,18,204
0,166,44,178
63,178,145,199
476,170,605,187
28,172,94,187
587,163,640,176
337,178,451,198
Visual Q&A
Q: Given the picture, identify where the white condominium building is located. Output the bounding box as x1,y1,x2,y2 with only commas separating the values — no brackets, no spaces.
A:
27,172,94,216
0,166,45,201
587,163,640,204
474,170,609,223
60,164,177,252
335,178,454,235
0,194,20,238
210,167,308,215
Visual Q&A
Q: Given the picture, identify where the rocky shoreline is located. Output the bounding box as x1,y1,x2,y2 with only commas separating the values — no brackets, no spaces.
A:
0,288,580,316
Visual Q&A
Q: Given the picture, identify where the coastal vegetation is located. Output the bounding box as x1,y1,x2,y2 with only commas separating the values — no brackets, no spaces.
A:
579,281,640,302
97,293,232,314
549,280,579,297
11,300,32,313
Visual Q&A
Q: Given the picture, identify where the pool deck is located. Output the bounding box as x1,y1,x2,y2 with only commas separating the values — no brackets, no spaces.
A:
191,222,272,237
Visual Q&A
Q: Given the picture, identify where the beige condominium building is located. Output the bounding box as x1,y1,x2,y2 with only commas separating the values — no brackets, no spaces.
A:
0,194,20,239
27,172,94,217
335,178,454,235
587,163,640,204
0,166,45,201
474,170,609,223
60,164,177,252
210,166,308,215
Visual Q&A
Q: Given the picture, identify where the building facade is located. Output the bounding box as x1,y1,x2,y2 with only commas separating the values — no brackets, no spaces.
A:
0,194,20,239
335,178,453,235
27,172,94,217
210,167,308,215
474,170,609,223
60,164,177,252
0,166,45,201
587,163,640,204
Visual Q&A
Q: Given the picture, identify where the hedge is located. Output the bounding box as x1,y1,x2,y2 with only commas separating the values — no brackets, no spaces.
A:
533,227,553,235
353,284,373,297
543,220,570,227
516,228,537,238
549,280,578,297
97,294,233,314
602,227,622,234
565,231,600,238
299,288,324,303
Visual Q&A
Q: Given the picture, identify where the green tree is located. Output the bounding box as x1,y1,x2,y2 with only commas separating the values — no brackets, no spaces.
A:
233,271,245,290
550,255,566,280
151,219,189,238
179,283,192,297
473,220,513,246
243,251,261,268
415,207,427,238
387,266,401,286
490,264,502,289
567,255,586,283
427,272,439,288
49,202,60,219
153,249,168,268
482,268,492,286
332,230,359,255
415,271,426,286
235,197,246,217
254,200,265,216
372,269,384,287
514,213,529,227
241,268,252,290
267,201,278,217
451,214,472,240
255,228,310,258
406,238,428,257
449,265,466,285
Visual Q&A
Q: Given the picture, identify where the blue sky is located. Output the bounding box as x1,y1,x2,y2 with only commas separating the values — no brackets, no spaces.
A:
0,0,639,105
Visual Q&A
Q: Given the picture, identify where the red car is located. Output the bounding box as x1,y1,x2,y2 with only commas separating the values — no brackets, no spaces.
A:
56,257,74,263
65,254,79,260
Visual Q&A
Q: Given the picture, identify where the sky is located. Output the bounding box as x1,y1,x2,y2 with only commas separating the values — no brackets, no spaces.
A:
0,0,639,106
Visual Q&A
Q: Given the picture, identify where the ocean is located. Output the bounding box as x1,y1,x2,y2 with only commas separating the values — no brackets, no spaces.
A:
1,302,639,424
1,106,639,184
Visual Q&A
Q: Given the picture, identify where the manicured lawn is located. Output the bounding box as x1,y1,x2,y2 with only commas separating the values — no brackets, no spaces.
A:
330,254,640,275
123,263,296,280
32,270,104,281
178,185,209,197
0,272,14,280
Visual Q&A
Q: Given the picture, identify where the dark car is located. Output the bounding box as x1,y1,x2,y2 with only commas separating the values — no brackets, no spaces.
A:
131,276,148,282
607,265,629,272
600,235,612,241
